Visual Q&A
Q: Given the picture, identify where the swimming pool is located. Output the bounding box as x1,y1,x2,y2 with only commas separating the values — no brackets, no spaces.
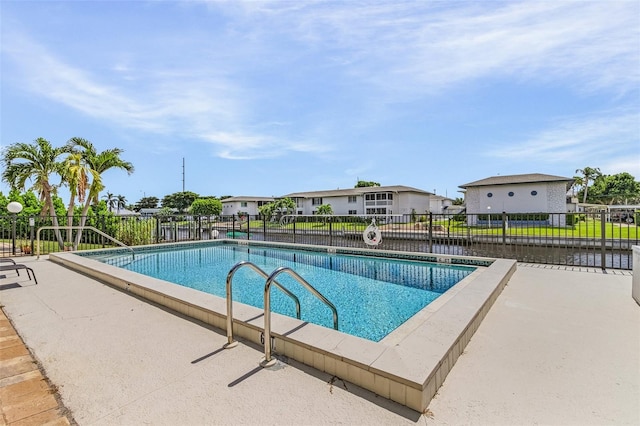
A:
52,240,516,413
84,244,475,341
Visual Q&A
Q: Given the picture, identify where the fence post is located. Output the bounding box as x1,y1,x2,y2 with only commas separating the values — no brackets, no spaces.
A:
501,211,507,250
600,211,607,270
101,216,106,248
428,212,433,253
29,216,35,254
329,220,333,246
263,216,267,241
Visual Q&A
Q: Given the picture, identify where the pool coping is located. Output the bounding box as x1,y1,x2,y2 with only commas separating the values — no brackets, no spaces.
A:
49,240,516,412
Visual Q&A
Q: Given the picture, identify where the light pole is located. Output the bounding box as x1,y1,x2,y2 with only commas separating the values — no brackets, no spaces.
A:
487,206,491,229
7,201,23,255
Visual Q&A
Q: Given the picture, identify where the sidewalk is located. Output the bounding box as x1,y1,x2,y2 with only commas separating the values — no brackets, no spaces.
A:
0,257,638,425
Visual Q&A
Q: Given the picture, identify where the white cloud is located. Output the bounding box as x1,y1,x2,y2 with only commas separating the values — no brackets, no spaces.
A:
488,111,639,174
1,30,329,160
2,1,637,163
218,1,639,96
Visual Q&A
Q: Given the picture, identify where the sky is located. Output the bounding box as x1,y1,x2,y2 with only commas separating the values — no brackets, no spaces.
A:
1,0,639,206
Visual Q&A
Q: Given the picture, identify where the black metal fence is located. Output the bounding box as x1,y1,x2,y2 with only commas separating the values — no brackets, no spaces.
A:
0,212,637,270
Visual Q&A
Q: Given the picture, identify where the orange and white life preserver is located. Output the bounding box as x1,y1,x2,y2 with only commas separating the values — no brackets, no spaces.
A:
363,220,382,246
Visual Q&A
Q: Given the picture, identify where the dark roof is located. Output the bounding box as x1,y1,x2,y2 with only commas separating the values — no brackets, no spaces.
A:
282,185,432,198
459,173,574,188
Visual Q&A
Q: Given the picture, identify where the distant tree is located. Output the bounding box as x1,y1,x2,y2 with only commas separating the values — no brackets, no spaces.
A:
190,198,222,216
116,195,127,212
134,196,159,211
452,197,464,205
0,190,42,218
220,195,233,200
103,192,116,212
161,191,199,213
259,202,277,220
587,173,640,204
355,180,381,188
575,167,602,204
316,204,333,215
259,197,296,221
275,197,296,214
156,206,174,216
316,204,333,224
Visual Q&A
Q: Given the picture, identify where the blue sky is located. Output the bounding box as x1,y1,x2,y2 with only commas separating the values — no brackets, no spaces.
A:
1,1,638,205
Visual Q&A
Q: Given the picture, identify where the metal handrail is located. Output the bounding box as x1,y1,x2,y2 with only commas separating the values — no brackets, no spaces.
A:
224,261,301,349
262,266,339,366
36,226,134,259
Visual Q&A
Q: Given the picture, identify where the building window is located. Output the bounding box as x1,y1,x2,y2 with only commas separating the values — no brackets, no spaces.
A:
366,208,387,215
365,194,375,201
241,202,248,207
531,190,538,196
487,192,493,198
312,197,322,205
508,192,514,197
348,196,357,203
348,210,357,215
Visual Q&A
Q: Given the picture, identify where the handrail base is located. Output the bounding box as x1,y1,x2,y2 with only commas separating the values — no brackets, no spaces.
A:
260,357,277,368
223,341,238,349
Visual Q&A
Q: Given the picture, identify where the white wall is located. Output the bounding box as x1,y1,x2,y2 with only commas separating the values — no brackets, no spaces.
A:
466,182,568,214
323,196,353,214
221,201,261,215
397,193,430,215
466,182,569,226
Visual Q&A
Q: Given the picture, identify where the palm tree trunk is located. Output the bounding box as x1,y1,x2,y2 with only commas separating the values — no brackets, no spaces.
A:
67,198,75,247
45,193,65,249
73,200,93,248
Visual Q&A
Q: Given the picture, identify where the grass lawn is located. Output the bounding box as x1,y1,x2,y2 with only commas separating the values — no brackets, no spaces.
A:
251,218,638,239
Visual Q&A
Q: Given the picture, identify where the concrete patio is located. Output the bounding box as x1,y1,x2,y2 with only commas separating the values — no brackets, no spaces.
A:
0,257,638,425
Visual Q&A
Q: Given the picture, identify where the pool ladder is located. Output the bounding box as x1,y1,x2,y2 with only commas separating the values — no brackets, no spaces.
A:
224,261,339,367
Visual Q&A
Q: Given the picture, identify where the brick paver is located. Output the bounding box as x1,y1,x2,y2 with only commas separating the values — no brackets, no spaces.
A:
0,310,73,425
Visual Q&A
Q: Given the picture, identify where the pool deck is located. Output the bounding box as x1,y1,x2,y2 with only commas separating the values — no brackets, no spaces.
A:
0,257,638,425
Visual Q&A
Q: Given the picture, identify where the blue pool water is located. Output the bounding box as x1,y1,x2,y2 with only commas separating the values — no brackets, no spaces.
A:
85,244,475,341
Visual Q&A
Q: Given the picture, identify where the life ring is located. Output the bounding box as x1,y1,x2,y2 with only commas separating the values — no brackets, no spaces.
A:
363,223,382,246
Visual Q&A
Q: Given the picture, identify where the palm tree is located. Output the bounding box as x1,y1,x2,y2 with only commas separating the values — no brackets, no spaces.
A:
103,191,116,212
575,167,602,204
116,195,127,213
1,138,70,248
64,152,96,245
65,138,134,246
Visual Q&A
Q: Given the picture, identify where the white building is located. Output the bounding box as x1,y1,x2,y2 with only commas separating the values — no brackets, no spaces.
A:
282,185,433,218
221,196,275,216
429,195,455,214
459,173,574,226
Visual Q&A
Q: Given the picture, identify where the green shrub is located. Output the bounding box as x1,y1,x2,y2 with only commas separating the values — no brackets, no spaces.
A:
115,219,156,246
